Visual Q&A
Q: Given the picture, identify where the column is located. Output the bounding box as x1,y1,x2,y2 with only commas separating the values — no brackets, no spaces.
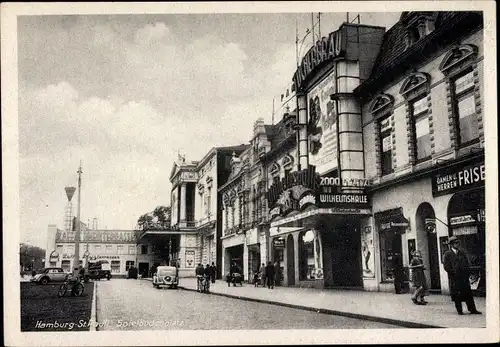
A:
296,93,309,170
294,231,300,285
180,183,187,224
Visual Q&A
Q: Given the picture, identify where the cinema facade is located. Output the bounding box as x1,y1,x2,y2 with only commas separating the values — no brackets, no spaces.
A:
266,12,486,295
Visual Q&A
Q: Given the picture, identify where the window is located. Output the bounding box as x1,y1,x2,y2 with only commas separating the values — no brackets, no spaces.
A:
49,261,57,267
128,246,135,255
61,260,71,273
111,261,120,273
105,245,113,254
94,245,102,253
66,245,74,254
452,71,479,145
117,245,124,255
125,261,135,271
411,97,431,161
379,116,393,175
141,245,148,255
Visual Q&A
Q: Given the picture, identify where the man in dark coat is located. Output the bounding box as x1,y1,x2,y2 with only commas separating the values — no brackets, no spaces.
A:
210,262,217,283
443,236,482,315
265,261,275,289
392,252,404,294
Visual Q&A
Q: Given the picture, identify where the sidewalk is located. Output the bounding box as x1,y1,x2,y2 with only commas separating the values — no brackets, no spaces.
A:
171,278,486,328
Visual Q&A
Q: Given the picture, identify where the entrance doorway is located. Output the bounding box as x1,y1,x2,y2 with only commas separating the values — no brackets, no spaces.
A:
416,203,441,291
322,217,363,288
138,262,149,278
286,234,295,286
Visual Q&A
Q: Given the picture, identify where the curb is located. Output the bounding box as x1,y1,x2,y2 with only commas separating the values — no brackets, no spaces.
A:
90,281,97,332
178,286,442,329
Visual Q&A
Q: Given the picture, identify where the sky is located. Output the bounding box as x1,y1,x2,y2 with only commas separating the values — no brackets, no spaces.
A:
17,11,401,249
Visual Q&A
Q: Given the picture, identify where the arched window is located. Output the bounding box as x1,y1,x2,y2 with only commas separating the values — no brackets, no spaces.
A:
369,94,395,176
270,162,280,180
400,72,432,163
439,44,480,147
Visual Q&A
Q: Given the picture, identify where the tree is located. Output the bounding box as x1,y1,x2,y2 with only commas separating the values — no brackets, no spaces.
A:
153,206,171,225
19,243,46,271
137,213,153,229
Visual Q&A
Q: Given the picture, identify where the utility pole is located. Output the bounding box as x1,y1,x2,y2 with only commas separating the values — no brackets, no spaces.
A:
73,162,83,277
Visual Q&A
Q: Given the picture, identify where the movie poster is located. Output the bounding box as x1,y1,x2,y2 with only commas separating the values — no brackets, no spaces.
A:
362,226,375,278
307,70,338,175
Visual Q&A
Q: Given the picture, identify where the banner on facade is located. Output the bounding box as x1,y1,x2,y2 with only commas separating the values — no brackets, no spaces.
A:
431,159,485,197
185,250,195,268
56,230,137,243
62,254,120,260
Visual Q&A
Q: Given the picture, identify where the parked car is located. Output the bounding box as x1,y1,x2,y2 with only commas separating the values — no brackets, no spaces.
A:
152,266,179,289
31,267,69,284
86,260,112,281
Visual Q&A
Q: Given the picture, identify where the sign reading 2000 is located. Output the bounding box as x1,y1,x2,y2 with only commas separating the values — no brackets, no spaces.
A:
320,177,371,188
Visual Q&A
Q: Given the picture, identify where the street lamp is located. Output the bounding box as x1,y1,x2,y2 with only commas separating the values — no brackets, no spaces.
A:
73,163,83,278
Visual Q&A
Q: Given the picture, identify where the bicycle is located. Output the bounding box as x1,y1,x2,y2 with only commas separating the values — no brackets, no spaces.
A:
58,273,85,297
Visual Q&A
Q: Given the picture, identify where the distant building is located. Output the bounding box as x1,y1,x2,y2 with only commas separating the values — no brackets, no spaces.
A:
135,145,248,278
45,225,139,277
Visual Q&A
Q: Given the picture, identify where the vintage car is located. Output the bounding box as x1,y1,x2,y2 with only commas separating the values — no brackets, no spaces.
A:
152,266,179,289
31,267,70,284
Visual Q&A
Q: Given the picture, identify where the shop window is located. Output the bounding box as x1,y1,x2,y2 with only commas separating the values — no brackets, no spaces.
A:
141,245,148,255
411,97,431,161
379,115,393,175
111,261,120,273
128,246,135,254
299,230,315,281
49,261,57,267
125,261,135,271
452,70,479,145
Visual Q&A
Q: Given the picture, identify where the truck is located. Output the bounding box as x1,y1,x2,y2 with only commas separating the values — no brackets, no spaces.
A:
86,260,112,281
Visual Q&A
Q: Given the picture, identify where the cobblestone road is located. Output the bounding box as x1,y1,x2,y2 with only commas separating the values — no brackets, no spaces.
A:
96,279,401,330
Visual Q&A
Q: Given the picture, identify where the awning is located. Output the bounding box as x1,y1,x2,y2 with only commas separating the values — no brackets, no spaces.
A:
374,208,410,231
270,206,372,228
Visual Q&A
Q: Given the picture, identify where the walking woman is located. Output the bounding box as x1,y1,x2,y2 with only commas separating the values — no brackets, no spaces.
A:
409,250,428,305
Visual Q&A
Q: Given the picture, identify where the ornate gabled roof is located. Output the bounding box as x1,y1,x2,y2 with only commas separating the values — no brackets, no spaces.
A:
356,11,482,96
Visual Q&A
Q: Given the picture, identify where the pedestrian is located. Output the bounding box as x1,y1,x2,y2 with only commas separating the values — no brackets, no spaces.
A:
229,262,239,287
265,261,275,289
210,262,217,283
204,264,211,291
443,236,482,315
409,250,428,305
393,252,404,294
195,263,204,292
260,263,266,287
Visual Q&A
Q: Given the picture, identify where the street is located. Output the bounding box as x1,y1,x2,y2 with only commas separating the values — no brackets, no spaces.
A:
96,279,401,330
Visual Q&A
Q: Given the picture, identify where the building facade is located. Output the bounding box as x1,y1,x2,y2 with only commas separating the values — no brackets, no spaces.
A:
265,22,383,289
356,11,485,295
45,225,139,277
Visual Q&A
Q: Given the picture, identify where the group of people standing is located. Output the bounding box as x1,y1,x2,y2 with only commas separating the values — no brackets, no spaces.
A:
401,236,481,315
195,262,217,283
253,261,277,289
